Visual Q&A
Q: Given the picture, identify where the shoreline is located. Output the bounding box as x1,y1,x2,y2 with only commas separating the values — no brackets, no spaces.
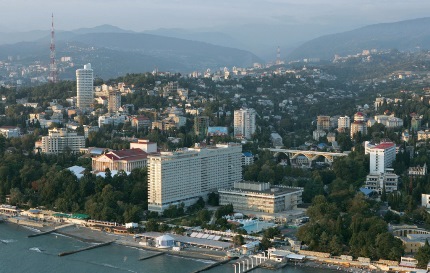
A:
0,217,387,272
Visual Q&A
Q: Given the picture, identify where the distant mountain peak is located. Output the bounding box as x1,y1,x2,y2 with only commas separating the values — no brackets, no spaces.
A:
72,24,133,34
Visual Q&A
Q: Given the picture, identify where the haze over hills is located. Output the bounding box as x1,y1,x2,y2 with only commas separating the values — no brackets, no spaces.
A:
0,26,261,79
288,17,430,61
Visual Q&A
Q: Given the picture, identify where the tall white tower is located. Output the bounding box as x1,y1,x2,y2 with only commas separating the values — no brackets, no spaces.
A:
76,63,94,109
234,108,256,139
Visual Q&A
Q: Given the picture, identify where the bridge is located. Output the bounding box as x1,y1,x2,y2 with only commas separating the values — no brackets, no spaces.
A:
268,148,348,167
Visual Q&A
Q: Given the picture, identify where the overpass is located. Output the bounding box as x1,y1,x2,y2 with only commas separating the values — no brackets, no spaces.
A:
268,148,348,167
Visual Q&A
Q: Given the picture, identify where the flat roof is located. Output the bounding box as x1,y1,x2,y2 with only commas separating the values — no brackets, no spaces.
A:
137,232,232,249
220,186,303,196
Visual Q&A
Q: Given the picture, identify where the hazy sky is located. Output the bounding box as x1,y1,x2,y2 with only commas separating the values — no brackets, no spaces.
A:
1,0,429,32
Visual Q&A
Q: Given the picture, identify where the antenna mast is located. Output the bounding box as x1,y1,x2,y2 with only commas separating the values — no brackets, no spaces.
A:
50,13,58,83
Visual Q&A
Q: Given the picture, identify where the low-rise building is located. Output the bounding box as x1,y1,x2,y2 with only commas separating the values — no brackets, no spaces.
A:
364,168,398,194
218,181,303,214
40,128,85,154
0,126,20,138
242,152,254,166
409,164,427,177
130,139,157,153
92,148,149,172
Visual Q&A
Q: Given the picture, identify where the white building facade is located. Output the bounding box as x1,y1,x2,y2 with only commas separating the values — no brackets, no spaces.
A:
369,142,396,175
234,108,256,139
40,128,85,154
147,143,242,213
337,116,351,131
76,63,94,109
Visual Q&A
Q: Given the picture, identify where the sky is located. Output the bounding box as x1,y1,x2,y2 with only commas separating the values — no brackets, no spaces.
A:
1,0,429,32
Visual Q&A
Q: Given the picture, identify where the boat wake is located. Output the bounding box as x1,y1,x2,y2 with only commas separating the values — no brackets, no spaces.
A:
1,239,17,244
29,247,44,253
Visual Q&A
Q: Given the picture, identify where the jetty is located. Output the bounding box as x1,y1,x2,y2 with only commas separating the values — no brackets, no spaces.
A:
58,241,114,257
190,258,232,273
28,223,75,238
139,252,165,261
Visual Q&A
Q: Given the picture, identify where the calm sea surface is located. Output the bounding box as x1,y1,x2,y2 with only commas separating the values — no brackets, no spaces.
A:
0,222,336,273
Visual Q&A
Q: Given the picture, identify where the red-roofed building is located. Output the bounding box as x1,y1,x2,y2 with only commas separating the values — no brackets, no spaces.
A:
369,142,396,175
131,115,151,129
92,148,149,172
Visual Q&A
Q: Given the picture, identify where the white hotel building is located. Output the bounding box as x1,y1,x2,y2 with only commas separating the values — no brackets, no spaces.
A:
40,128,85,154
147,143,242,213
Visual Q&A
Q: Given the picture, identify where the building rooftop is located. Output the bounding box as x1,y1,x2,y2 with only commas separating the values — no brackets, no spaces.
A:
374,142,395,150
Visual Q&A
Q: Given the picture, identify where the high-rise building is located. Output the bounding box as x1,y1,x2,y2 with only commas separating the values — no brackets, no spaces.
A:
194,116,209,138
234,108,256,139
369,142,396,175
76,63,94,109
338,116,351,131
108,90,121,114
316,116,330,131
40,128,85,154
147,143,242,213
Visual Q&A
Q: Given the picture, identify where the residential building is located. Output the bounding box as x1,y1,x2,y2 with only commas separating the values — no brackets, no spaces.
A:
326,132,336,143
270,133,283,147
337,116,350,131
374,115,404,128
411,116,422,131
417,130,430,141
92,149,148,172
76,63,94,109
83,125,99,139
369,142,396,175
130,139,157,153
40,128,85,154
422,194,430,209
147,143,242,213
350,121,367,138
131,116,151,130
313,129,326,141
242,152,254,166
218,181,303,213
108,90,121,114
98,115,128,127
409,164,427,177
353,112,366,122
316,116,330,131
0,126,20,138
194,116,209,138
234,108,256,139
364,168,398,193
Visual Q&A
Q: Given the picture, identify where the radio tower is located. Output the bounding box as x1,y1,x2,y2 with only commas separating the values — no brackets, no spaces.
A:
49,13,58,83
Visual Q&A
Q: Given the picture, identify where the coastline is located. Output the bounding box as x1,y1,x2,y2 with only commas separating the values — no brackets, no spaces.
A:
0,216,392,272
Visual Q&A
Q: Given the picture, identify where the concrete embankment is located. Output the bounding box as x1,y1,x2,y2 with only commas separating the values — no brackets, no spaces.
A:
139,252,165,261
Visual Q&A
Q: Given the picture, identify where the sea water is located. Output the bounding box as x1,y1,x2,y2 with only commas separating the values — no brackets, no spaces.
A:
0,223,337,273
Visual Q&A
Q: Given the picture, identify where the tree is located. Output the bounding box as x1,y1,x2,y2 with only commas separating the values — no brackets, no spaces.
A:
232,234,245,247
415,239,430,268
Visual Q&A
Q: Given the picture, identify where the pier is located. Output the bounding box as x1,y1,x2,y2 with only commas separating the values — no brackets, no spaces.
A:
190,258,232,273
139,252,165,261
28,223,75,238
58,241,114,257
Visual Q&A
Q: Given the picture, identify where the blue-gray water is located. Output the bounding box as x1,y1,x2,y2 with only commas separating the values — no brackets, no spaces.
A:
0,222,336,273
